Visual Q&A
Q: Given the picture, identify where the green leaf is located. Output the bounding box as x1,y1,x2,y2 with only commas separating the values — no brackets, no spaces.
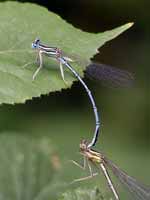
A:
0,1,133,104
0,133,60,200
59,187,105,200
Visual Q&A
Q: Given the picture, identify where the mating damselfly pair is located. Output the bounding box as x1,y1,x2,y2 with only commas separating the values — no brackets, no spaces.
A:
31,38,149,199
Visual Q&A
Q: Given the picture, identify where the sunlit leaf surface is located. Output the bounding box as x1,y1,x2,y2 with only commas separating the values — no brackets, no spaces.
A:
0,2,133,104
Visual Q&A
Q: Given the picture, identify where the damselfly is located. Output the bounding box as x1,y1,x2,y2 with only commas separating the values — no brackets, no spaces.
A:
31,38,133,148
32,38,100,148
71,140,150,200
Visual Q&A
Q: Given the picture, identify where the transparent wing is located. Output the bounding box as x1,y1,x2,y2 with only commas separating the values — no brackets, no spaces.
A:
103,155,150,200
85,63,134,88
61,50,134,88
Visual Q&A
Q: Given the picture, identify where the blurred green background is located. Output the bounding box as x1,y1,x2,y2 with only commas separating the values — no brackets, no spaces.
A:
0,0,149,199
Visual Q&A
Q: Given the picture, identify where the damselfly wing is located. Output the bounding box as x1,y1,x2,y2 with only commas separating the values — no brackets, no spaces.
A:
102,154,150,200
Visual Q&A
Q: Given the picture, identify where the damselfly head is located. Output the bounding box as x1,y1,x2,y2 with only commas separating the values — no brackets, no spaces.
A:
32,38,40,49
80,139,89,152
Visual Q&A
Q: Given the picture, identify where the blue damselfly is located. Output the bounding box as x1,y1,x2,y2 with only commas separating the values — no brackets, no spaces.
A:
31,38,133,148
32,38,100,148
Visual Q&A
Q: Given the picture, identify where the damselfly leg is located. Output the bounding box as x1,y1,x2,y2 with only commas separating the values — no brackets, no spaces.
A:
22,61,34,68
70,158,98,184
70,155,87,170
32,50,44,80
59,61,68,84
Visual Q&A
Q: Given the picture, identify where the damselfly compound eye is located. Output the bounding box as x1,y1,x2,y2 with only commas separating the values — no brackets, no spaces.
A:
34,38,40,44
31,43,36,49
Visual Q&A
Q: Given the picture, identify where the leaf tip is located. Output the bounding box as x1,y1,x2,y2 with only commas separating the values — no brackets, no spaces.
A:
127,22,134,28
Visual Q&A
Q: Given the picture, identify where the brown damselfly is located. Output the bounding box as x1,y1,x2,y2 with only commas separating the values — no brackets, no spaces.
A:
71,140,150,200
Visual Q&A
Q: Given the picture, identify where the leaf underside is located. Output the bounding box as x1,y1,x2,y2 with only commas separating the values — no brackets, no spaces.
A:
59,187,105,200
0,133,59,200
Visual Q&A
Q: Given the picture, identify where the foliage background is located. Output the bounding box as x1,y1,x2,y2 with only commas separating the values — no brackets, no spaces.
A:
0,0,149,199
